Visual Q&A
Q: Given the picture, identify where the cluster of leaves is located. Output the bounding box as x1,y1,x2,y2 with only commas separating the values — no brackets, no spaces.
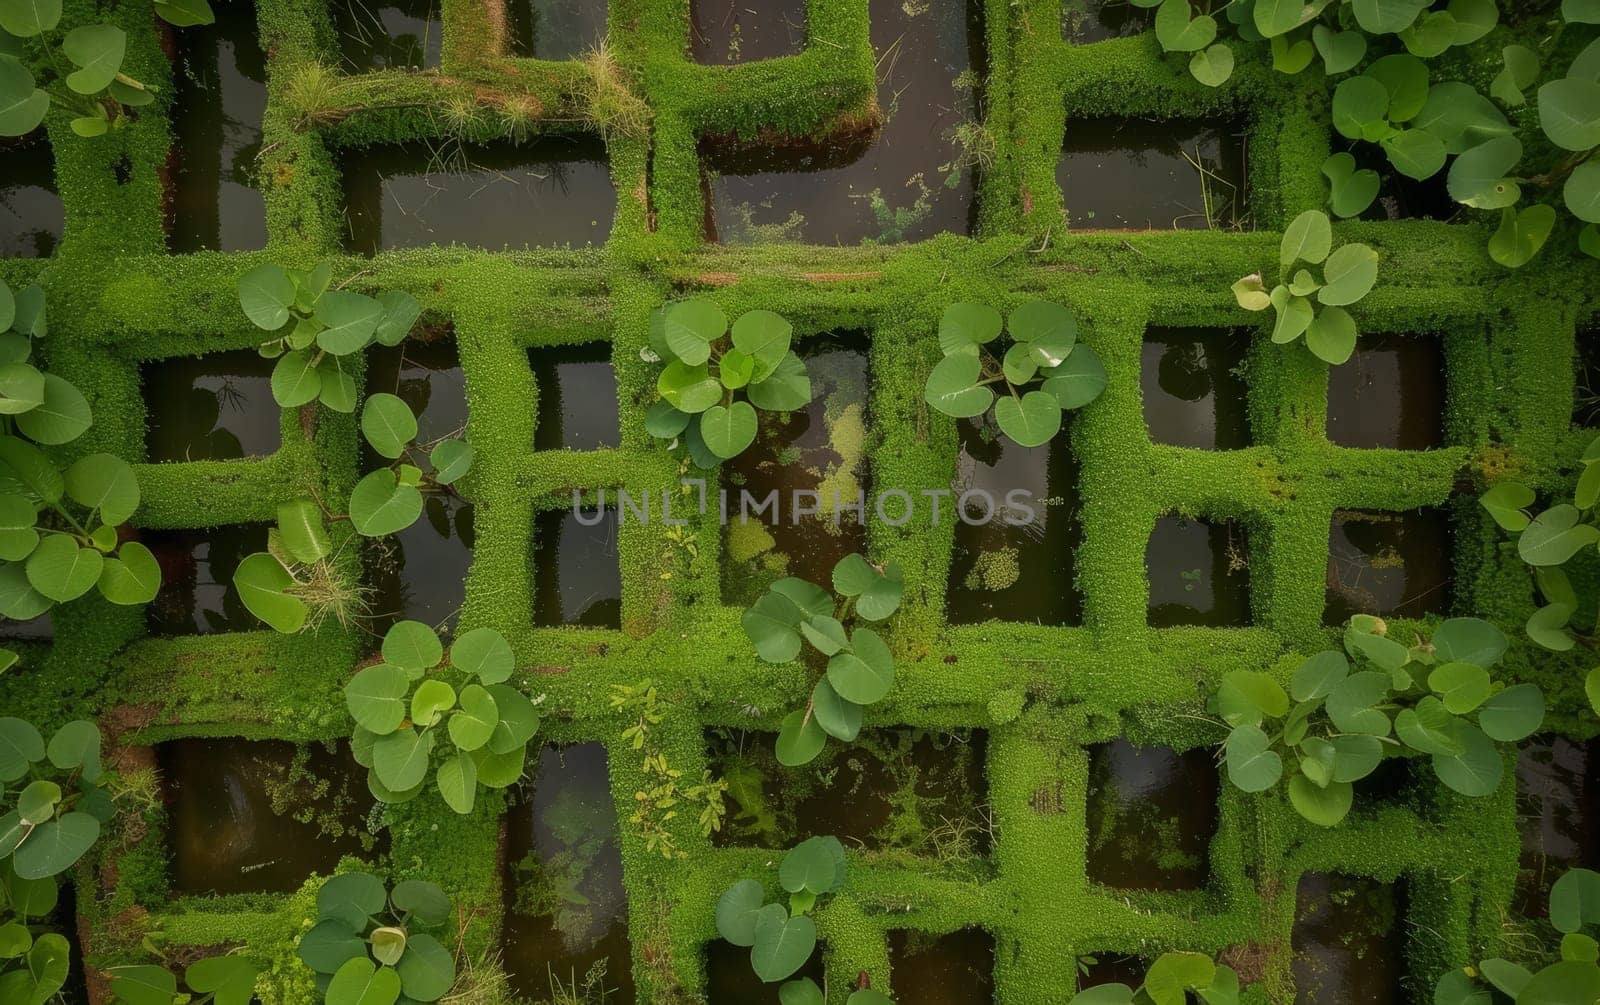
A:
231,265,473,634
715,836,881,1000
1232,210,1378,365
108,956,259,1005
0,280,160,650
0,0,213,138
1435,868,1600,1004
1216,616,1544,825
922,302,1107,447
1480,446,1600,716
344,621,539,814
741,554,904,767
0,718,108,1004
608,680,728,860
643,300,813,465
1067,951,1240,1005
1141,0,1496,87
1151,0,1600,268
296,873,456,1005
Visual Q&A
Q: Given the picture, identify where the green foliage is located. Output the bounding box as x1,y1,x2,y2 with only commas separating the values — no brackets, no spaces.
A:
238,264,423,413
741,554,904,766
1214,616,1543,826
609,679,729,859
1233,211,1377,365
229,265,471,632
644,300,812,464
296,872,456,1005
715,837,848,985
1435,868,1600,1004
345,622,537,814
0,0,213,137
108,956,260,1005
0,718,108,1004
1066,950,1239,1004
1481,433,1600,716
922,301,1105,447
0,281,158,649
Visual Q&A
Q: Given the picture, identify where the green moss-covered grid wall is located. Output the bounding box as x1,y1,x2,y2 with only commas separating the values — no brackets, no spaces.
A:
2,0,1598,1000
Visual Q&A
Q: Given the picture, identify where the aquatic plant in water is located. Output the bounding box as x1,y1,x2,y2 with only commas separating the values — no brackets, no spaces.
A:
742,553,904,766
108,956,260,1005
1216,615,1543,825
1481,436,1600,716
344,621,539,813
0,717,108,1003
923,301,1107,447
644,300,813,465
296,872,456,1005
0,0,215,137
1435,867,1600,1004
1232,210,1378,366
1066,951,1239,1004
0,281,160,668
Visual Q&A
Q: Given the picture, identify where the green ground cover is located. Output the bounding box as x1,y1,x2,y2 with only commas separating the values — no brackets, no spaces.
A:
2,0,1599,1001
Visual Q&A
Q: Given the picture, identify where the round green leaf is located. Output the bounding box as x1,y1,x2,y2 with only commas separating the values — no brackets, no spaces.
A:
373,727,434,792
1518,505,1599,565
716,879,764,947
780,836,845,895
994,390,1062,448
373,290,421,347
1291,650,1348,702
1429,661,1492,713
1551,869,1600,935
657,360,722,414
775,709,825,766
64,453,138,526
662,300,726,365
0,494,39,562
1009,301,1078,365
15,374,90,445
746,351,811,411
1395,695,1463,756
743,592,804,663
701,401,758,459
486,684,540,755
327,956,401,1005
73,543,130,599
450,627,512,684
924,353,993,419
0,362,42,415
315,291,384,355
428,439,472,484
1330,733,1384,782
1281,210,1333,269
1317,244,1379,306
1489,204,1556,269
12,811,99,879
1477,683,1543,742
1432,617,1507,666
1189,43,1233,86
391,879,451,925
1539,78,1600,151
782,978,827,1005
448,684,498,752
825,627,894,704
731,310,791,374
411,679,456,728
1288,774,1354,826
318,871,386,923
45,720,98,778
383,620,442,671
435,750,477,813
1223,724,1282,792
810,679,861,741
237,265,295,331
1431,720,1503,796
394,932,454,1002
1565,160,1600,225
938,302,1002,355
1305,306,1357,365
349,470,424,537
271,348,322,407
362,393,418,460
0,716,42,781
106,965,178,1005
62,23,124,95
233,552,307,632
25,535,102,602
643,400,692,439
1040,345,1107,409
1333,76,1391,139
1448,136,1524,208
751,904,816,983
346,664,410,734
297,918,368,974
0,55,48,136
